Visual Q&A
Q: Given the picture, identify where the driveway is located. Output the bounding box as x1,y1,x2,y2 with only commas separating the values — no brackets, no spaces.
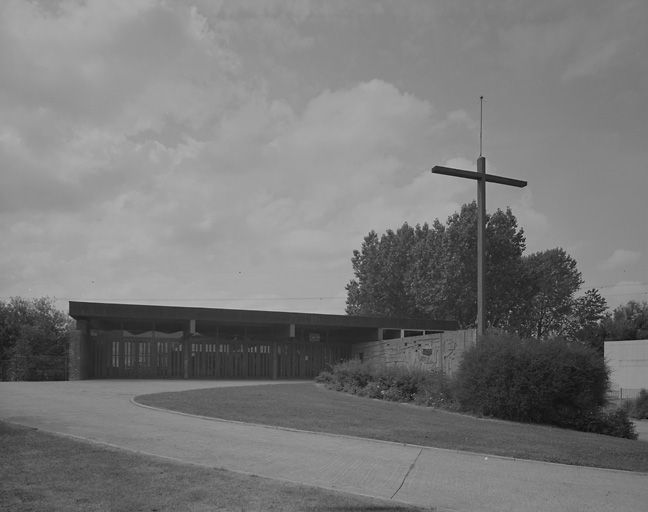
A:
1,380,646,512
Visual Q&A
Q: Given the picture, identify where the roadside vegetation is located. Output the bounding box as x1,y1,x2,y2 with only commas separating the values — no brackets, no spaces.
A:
318,334,637,440
137,382,648,473
454,334,636,438
0,421,426,512
0,297,71,381
622,389,648,419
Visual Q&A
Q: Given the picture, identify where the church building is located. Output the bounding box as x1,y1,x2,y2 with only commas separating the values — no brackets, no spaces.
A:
68,301,458,380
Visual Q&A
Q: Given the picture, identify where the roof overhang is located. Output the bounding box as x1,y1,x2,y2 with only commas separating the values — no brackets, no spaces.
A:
69,301,459,332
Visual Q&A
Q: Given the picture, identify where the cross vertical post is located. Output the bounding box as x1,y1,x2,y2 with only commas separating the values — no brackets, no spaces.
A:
476,156,486,336
431,158,527,338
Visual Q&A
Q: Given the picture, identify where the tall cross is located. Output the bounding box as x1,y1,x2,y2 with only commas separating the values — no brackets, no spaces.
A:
431,98,527,337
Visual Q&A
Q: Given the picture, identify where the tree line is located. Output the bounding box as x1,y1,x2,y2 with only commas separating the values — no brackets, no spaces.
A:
346,201,646,349
0,297,72,381
1,210,646,381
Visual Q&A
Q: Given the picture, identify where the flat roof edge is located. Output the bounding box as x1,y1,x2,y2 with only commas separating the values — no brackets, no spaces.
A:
68,301,459,331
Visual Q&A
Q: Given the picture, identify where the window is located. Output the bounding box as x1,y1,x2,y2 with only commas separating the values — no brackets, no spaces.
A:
112,341,120,368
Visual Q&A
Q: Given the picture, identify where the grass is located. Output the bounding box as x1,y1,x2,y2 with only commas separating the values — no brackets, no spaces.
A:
137,382,648,473
0,421,429,512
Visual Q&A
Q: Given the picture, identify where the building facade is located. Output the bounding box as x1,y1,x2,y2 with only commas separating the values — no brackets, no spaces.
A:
68,301,458,380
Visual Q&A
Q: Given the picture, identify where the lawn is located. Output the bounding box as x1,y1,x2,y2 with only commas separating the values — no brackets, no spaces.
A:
137,382,648,473
0,421,428,512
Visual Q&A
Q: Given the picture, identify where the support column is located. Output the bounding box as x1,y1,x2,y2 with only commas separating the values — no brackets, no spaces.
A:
440,332,446,375
271,341,278,380
477,155,486,338
151,322,158,378
182,320,192,379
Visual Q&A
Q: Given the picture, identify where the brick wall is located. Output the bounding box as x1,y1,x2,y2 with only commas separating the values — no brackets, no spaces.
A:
350,329,476,376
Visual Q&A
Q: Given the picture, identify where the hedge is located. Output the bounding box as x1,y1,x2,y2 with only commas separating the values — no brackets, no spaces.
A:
316,360,454,408
454,334,636,438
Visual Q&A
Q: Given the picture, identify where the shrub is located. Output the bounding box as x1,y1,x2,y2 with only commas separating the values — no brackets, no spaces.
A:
314,371,333,385
413,370,456,408
622,389,648,419
316,360,453,408
635,389,648,418
357,380,384,399
455,334,610,429
579,408,637,440
318,360,373,392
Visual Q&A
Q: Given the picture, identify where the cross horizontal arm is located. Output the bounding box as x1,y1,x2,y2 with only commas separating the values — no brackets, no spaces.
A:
431,166,527,188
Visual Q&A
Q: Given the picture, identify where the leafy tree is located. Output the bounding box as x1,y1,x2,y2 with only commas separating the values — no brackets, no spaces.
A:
0,297,73,381
346,202,526,327
346,224,427,317
563,289,608,350
511,248,583,339
345,203,602,340
434,203,526,327
602,300,648,341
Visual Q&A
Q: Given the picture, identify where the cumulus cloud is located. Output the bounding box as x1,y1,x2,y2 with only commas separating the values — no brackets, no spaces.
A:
0,1,513,314
600,249,642,271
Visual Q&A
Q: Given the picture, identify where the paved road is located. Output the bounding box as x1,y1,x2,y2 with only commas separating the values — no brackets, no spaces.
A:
1,380,646,512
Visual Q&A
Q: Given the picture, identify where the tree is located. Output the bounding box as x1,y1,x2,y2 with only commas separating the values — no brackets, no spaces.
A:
511,248,583,339
563,289,608,350
346,202,527,327
602,300,648,341
0,297,73,381
346,224,427,317
345,203,603,340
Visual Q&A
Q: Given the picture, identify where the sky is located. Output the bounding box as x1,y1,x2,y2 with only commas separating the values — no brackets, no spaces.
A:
1,0,647,317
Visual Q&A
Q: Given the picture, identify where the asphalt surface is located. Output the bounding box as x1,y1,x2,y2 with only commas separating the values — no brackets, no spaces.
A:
1,380,647,512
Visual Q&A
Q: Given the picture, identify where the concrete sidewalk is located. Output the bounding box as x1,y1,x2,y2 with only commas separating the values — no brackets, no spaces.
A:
1,380,646,512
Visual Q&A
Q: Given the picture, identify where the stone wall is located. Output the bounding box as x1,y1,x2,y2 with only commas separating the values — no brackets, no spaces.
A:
350,329,476,376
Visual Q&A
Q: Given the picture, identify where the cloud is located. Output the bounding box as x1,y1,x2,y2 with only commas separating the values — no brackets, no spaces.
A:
599,249,642,271
0,1,520,314
1,76,475,311
509,190,550,253
561,39,620,82
492,0,641,83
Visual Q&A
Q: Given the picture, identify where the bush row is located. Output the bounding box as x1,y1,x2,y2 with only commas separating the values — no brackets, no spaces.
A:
315,360,454,408
455,334,636,439
317,334,638,439
455,335,608,424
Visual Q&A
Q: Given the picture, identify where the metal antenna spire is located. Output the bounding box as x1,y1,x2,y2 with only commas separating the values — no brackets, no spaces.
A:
479,95,484,156
431,96,528,337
